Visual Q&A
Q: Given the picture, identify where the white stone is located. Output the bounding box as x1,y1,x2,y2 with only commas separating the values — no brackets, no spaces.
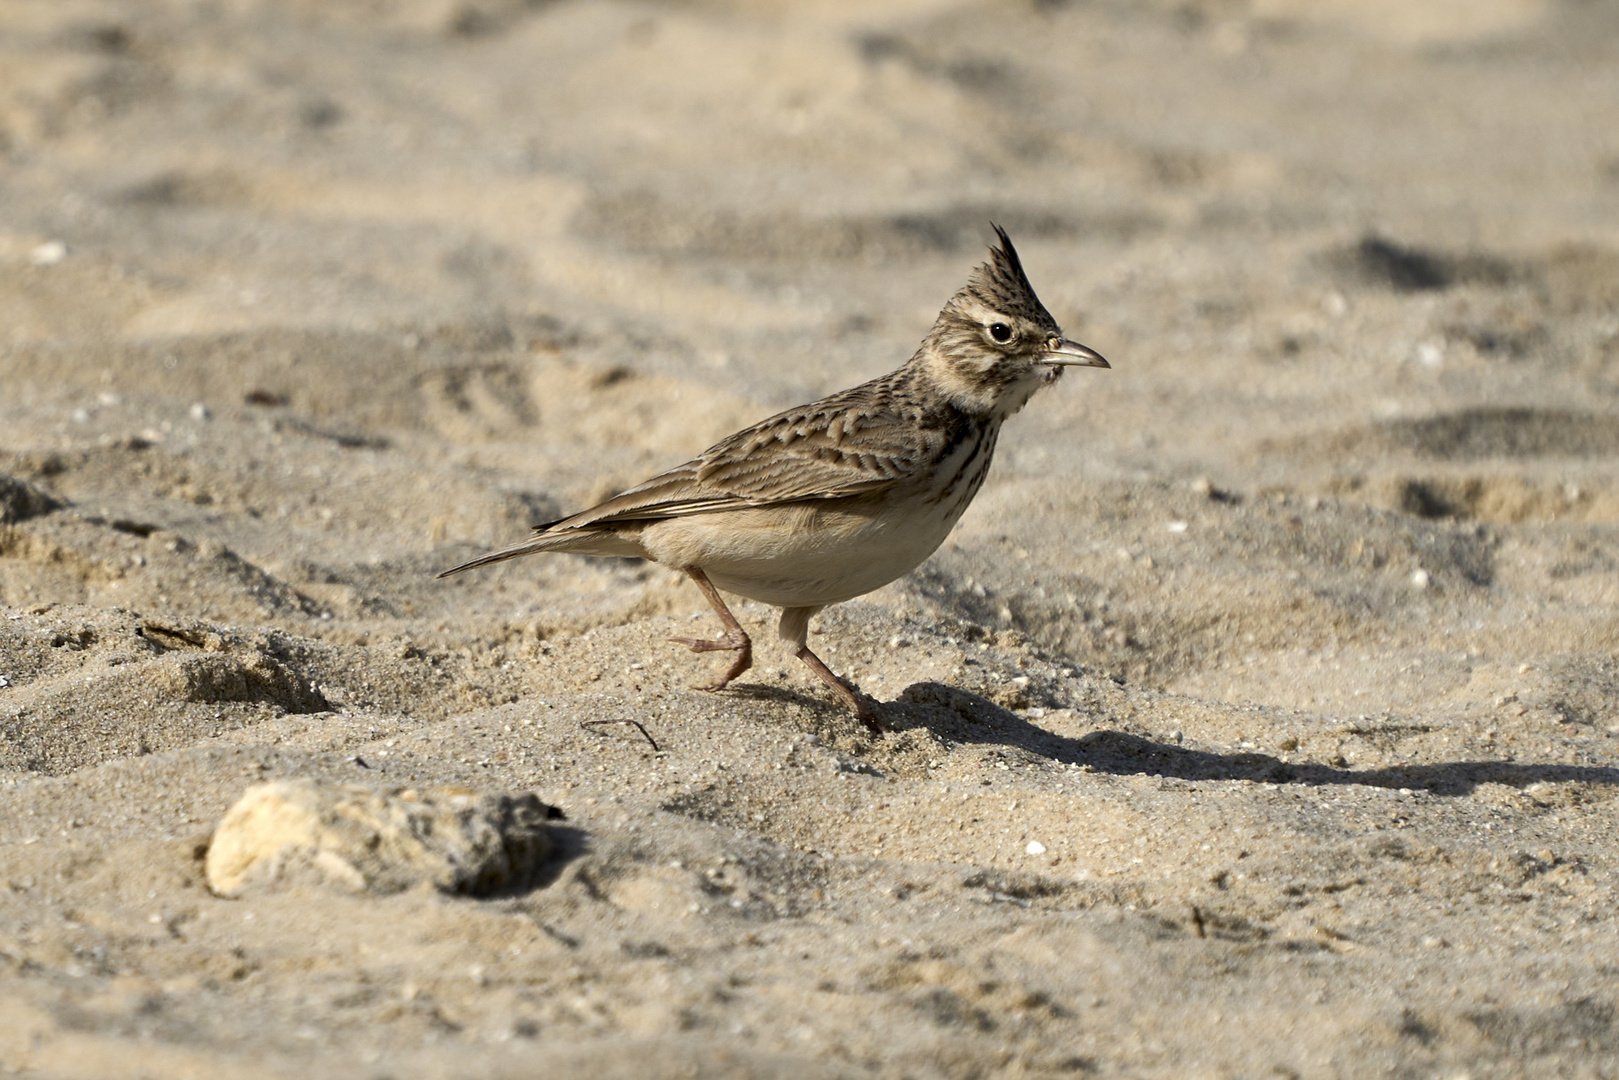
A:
29,240,67,266
206,779,557,897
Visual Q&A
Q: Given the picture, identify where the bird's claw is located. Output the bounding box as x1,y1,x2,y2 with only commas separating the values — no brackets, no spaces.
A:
668,635,746,654
852,698,884,734
668,634,752,690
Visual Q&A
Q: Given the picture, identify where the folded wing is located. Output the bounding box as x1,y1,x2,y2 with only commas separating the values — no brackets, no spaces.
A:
546,390,932,531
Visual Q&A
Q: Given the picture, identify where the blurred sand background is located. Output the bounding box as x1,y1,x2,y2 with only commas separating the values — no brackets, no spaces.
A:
3,0,1619,1075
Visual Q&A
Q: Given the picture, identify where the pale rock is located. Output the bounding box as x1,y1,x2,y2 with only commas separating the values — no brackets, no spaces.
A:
206,779,559,897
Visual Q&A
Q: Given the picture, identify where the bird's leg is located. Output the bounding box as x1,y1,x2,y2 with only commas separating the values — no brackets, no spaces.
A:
778,607,883,733
669,567,753,690
795,646,883,733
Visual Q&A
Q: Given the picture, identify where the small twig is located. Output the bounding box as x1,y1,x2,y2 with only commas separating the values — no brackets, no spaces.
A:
1190,905,1207,939
580,719,661,753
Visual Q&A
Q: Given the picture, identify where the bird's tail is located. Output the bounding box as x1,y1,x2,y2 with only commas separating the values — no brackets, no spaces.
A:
436,529,629,578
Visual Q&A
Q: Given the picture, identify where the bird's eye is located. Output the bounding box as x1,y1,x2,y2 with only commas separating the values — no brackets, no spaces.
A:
988,322,1013,343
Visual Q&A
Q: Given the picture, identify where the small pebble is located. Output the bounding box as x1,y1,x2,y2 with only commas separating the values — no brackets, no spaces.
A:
1167,520,1188,533
30,240,67,266
1410,569,1431,589
1025,841,1046,856
189,402,211,421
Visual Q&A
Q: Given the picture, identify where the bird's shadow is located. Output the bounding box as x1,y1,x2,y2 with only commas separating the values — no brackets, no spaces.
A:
741,680,1619,798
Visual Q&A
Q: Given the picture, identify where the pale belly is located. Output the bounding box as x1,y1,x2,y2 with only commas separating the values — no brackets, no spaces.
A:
639,496,967,609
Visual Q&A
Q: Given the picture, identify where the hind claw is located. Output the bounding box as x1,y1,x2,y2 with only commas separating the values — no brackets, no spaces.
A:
669,635,741,654
668,633,752,690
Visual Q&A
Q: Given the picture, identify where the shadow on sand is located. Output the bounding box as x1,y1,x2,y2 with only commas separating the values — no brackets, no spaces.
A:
722,680,1619,798
892,682,1619,797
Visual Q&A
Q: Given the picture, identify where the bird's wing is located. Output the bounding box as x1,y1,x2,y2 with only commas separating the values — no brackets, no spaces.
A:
540,385,945,533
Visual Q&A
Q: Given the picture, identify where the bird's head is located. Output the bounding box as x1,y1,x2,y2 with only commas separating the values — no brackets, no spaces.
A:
917,225,1108,417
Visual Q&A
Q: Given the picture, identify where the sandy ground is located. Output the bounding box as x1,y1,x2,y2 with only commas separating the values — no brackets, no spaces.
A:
3,0,1619,1076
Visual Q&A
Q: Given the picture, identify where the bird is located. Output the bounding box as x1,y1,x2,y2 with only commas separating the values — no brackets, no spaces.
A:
438,225,1108,732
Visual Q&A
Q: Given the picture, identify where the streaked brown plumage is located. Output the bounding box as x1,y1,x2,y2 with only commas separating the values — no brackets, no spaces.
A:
439,226,1108,731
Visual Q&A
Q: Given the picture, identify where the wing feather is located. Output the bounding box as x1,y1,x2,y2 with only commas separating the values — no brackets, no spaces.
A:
538,374,947,534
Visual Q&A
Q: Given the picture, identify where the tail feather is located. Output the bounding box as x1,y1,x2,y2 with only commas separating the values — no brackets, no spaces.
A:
437,536,563,578
436,526,644,577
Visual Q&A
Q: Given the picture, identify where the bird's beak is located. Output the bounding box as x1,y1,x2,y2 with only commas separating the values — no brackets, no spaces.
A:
1042,338,1110,368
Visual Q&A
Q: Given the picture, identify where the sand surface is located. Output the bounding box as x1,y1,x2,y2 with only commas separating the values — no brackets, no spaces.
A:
3,0,1619,1076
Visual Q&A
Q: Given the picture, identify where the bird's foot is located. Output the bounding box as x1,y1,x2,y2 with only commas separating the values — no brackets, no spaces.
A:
850,696,884,735
795,645,883,734
669,630,752,691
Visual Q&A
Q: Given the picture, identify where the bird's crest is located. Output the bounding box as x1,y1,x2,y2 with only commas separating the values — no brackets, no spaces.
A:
961,224,1058,330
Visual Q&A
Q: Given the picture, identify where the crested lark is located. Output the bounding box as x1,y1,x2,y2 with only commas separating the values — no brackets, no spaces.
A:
439,226,1108,731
